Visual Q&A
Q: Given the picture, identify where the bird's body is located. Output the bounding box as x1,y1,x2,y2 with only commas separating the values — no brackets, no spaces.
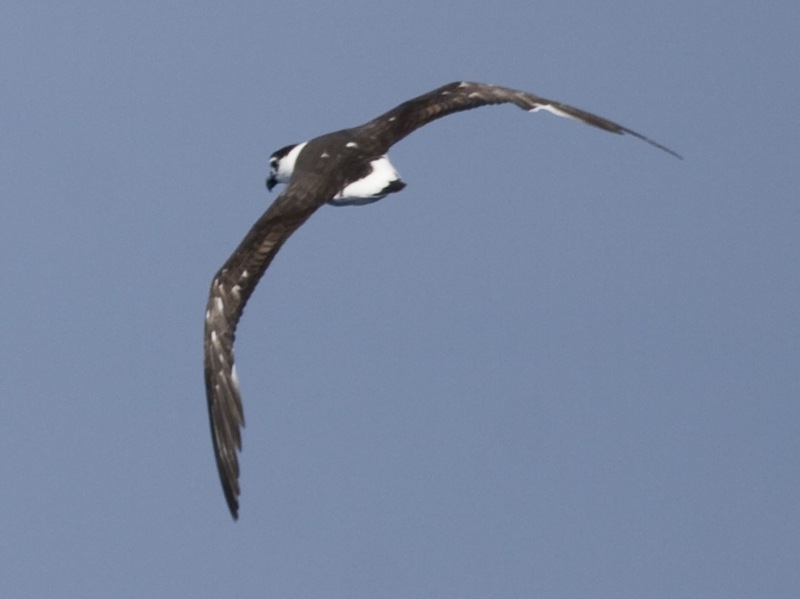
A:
204,81,679,519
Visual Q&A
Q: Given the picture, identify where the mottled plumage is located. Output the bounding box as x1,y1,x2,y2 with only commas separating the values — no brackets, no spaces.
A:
205,81,679,519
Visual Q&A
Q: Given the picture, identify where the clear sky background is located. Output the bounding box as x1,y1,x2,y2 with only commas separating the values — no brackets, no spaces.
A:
2,2,798,597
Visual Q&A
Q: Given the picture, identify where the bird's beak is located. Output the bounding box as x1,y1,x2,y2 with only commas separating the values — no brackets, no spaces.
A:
266,175,277,191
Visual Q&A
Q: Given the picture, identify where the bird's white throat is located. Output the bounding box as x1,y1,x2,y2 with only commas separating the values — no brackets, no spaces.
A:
272,141,307,185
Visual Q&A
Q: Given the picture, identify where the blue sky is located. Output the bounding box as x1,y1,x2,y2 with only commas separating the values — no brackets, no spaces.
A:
2,2,798,597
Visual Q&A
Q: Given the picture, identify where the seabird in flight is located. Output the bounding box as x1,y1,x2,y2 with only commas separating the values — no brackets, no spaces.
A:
204,81,680,519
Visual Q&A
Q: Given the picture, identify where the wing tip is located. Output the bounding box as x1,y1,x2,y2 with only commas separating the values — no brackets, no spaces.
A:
628,131,683,160
219,464,241,521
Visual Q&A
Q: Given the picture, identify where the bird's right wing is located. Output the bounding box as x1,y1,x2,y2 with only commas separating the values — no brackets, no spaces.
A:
360,81,681,158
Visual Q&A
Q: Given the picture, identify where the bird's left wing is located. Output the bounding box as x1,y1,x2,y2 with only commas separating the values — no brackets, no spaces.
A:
204,185,326,519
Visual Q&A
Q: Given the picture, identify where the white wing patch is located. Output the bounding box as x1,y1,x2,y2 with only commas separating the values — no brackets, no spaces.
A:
529,103,580,122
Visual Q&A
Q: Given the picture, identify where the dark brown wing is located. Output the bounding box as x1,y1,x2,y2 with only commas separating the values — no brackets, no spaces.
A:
359,81,681,159
204,183,327,519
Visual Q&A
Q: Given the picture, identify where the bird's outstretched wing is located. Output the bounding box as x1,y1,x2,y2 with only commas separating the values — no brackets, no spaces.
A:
360,81,681,158
204,186,327,519
205,80,680,520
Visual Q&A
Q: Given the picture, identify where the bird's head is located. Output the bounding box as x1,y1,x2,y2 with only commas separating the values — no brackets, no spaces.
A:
266,142,307,191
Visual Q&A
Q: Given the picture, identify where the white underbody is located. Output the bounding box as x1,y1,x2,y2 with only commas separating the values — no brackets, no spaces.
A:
329,156,402,206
